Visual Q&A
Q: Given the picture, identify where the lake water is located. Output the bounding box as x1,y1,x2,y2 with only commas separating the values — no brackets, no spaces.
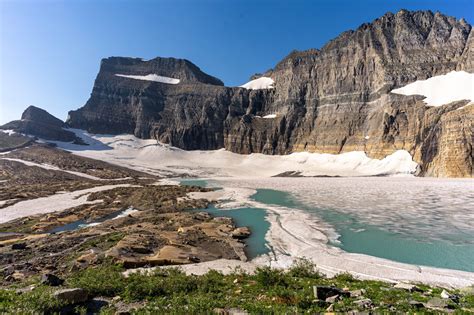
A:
199,177,474,273
180,178,271,259
252,188,474,272
48,207,138,233
179,179,210,188
200,205,270,259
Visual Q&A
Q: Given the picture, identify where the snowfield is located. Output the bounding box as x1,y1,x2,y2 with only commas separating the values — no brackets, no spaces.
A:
115,74,180,84
240,77,274,90
391,71,474,106
50,130,418,178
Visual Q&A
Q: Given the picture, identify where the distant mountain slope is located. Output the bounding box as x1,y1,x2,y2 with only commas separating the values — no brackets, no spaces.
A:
1,106,83,143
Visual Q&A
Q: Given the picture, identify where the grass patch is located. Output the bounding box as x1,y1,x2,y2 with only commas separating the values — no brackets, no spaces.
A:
1,259,473,313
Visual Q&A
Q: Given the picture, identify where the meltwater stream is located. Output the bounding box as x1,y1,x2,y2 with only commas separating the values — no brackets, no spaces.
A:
48,207,138,233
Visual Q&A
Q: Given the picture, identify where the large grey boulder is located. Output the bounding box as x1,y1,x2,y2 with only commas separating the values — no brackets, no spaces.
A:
53,288,88,304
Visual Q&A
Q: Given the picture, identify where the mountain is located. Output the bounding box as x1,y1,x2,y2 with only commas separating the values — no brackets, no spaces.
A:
1,106,83,144
5,10,473,177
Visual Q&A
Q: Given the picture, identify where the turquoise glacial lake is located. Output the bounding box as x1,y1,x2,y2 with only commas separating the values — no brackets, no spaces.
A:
202,205,270,259
181,179,270,259
182,179,474,272
253,188,474,273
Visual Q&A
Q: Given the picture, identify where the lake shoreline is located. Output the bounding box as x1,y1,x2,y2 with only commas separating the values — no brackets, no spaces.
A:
175,178,474,289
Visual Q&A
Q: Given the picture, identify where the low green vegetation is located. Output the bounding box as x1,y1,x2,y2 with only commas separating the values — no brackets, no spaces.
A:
0,259,473,314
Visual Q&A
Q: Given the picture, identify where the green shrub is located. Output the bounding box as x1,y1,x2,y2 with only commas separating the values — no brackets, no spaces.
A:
197,269,227,294
334,272,356,282
288,258,322,279
68,263,125,296
0,286,64,314
254,266,288,287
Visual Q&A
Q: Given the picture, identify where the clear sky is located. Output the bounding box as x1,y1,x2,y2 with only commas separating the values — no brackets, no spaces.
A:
1,0,473,124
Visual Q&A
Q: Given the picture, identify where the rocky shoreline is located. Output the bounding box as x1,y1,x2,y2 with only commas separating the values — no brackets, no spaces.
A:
0,139,253,288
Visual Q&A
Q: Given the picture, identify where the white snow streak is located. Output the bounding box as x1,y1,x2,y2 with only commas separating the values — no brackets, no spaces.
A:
0,157,131,181
115,74,180,84
0,184,135,224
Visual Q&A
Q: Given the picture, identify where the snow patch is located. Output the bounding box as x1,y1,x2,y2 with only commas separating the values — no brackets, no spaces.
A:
0,130,16,136
80,207,139,229
391,71,474,106
115,74,180,84
0,184,135,224
240,77,274,90
262,114,277,119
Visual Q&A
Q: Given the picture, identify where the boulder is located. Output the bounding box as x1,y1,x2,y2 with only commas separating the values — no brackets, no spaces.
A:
313,286,349,300
349,289,366,297
40,273,64,286
231,227,251,239
354,298,373,309
53,288,88,304
15,285,36,294
2,265,14,276
426,297,449,310
213,308,249,315
10,271,25,281
75,250,99,269
11,242,27,250
325,295,339,303
394,282,421,292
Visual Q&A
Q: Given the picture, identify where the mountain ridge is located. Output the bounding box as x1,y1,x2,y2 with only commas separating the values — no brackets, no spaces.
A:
2,9,472,177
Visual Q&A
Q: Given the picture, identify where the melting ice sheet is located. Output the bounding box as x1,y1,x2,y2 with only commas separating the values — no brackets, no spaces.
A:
219,177,474,272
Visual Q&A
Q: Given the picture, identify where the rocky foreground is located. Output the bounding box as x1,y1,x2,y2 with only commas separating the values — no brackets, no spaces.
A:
0,135,252,308
0,133,473,313
1,259,473,313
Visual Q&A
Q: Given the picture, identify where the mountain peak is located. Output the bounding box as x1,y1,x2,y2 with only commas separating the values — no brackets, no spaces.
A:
21,106,65,128
99,56,224,86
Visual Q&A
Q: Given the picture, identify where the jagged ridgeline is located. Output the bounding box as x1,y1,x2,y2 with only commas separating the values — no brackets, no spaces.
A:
8,10,474,177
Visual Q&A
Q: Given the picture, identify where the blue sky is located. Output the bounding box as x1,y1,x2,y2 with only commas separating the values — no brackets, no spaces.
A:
1,0,473,124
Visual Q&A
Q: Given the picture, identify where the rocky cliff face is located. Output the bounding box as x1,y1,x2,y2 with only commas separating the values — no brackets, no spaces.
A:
67,10,472,177
1,106,82,143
